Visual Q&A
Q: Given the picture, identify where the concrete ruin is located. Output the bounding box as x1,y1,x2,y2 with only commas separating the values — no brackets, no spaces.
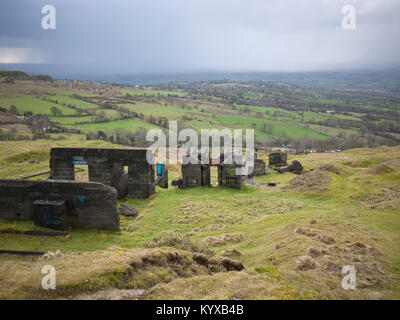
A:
172,152,243,189
50,148,155,199
0,180,119,231
269,152,287,167
155,162,168,189
253,159,267,176
218,163,242,189
276,160,304,174
250,154,267,177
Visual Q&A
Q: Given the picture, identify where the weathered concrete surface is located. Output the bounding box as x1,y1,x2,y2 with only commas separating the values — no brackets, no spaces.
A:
254,159,267,176
181,164,210,188
244,153,266,178
0,179,119,231
218,164,242,189
50,148,155,199
276,160,304,174
33,199,67,231
269,152,288,167
155,163,168,189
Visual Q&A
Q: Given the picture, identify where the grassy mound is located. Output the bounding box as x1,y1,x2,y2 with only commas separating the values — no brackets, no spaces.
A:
0,246,243,300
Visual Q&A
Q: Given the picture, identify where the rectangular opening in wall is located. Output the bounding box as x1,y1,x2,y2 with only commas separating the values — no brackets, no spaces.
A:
74,165,89,181
210,166,218,187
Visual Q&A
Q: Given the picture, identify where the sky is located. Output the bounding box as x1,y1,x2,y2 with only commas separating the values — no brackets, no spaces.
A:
0,0,399,75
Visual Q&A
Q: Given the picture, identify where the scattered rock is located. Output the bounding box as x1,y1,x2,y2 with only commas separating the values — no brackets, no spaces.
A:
119,203,138,217
231,296,244,301
74,289,148,300
295,255,316,271
39,250,64,261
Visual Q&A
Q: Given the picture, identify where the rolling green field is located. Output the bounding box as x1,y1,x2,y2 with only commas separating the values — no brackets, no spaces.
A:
50,116,95,124
0,96,78,116
214,115,327,140
2,76,392,148
121,88,187,97
50,95,99,110
64,118,161,133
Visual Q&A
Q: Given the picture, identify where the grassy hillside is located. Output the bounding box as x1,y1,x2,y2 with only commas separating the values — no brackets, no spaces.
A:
0,140,399,300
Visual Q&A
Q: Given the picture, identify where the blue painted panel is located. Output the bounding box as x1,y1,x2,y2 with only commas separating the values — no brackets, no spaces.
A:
157,163,163,176
72,156,87,165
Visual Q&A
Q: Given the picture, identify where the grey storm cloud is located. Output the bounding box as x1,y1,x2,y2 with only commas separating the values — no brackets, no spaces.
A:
0,0,399,73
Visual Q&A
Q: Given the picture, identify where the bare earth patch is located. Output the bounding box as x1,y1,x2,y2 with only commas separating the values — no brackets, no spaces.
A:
263,219,393,299
360,185,400,210
288,169,332,192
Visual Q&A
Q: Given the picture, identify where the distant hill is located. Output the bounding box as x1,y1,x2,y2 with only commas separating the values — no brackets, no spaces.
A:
0,69,53,82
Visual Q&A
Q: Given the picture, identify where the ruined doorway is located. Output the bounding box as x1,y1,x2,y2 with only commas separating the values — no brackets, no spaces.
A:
210,166,218,187
112,163,128,199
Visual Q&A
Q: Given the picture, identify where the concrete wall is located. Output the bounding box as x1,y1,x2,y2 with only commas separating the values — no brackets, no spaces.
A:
254,159,266,176
218,164,242,189
269,153,287,167
50,148,155,199
0,179,119,231
181,164,209,188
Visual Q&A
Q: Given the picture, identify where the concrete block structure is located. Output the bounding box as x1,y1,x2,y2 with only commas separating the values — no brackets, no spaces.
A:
218,163,242,189
173,152,242,190
33,199,67,231
254,159,267,176
0,180,119,231
155,162,169,189
181,163,211,188
269,152,288,167
50,148,155,199
246,153,266,177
